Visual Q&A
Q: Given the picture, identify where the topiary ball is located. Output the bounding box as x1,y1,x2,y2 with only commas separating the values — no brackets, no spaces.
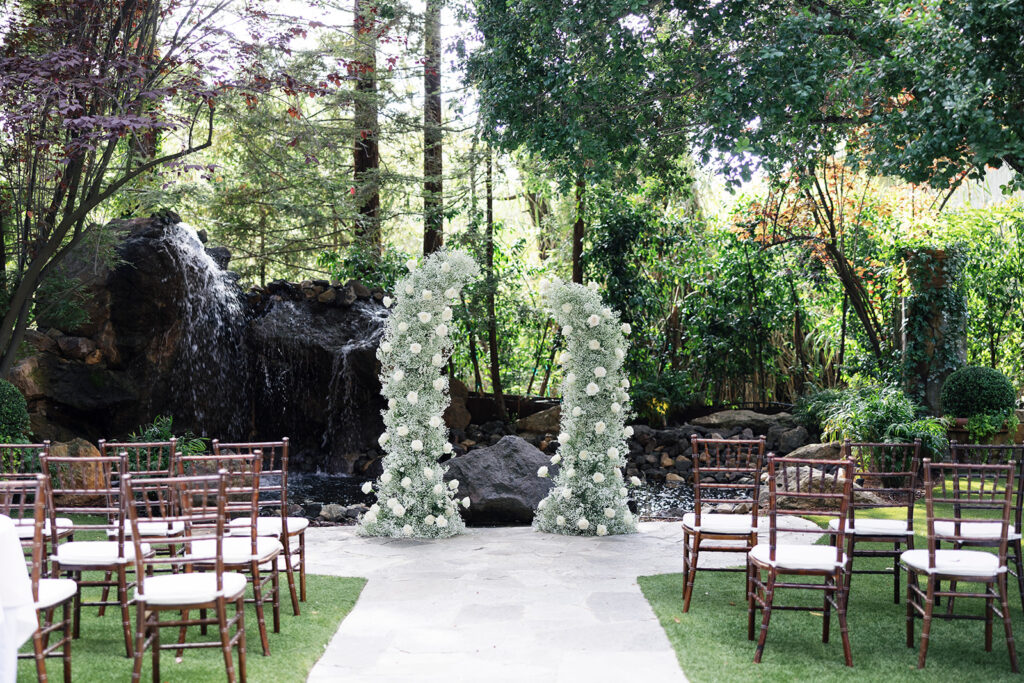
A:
940,366,1017,418
0,378,30,440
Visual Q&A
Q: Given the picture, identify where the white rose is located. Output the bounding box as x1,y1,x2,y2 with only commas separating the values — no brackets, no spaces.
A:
578,450,589,461
398,322,409,332
433,378,446,392
595,421,607,434
444,287,457,299
410,342,422,354
538,498,547,510
565,467,575,478
620,487,628,496
593,366,607,378
448,479,459,490
407,391,419,404
596,524,608,536
423,467,434,478
604,508,616,519
425,514,436,525
381,471,393,484
402,477,413,489
422,289,433,300
388,398,397,409
607,447,619,458
560,351,572,364
630,476,641,486
393,369,405,381
361,481,373,494
624,426,634,437
556,515,566,527
363,509,377,524
585,382,600,396
621,378,631,388
577,518,590,530
435,324,448,337
394,504,406,517
565,372,576,385
563,324,573,335
436,516,448,528
588,340,600,351
402,524,413,536
431,353,445,367
558,432,570,443
561,303,573,313
433,484,443,495
378,432,389,446
443,442,453,453
537,466,549,478
442,307,453,321
380,341,392,352
621,323,632,334
406,258,418,270
429,415,442,428
411,439,423,451
614,469,623,480
562,488,572,500
592,472,605,483
382,296,393,308
601,307,612,318
587,314,600,327
572,406,583,417
418,311,432,323
550,454,561,465
615,348,625,360
397,425,409,436
370,503,380,513
611,402,621,413
441,261,451,273
623,511,633,525
462,496,470,508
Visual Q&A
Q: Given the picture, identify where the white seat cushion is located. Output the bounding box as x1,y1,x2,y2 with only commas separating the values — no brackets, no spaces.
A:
933,521,1021,541
228,516,309,537
55,541,152,566
682,512,756,535
13,517,73,540
190,537,283,565
135,572,247,606
107,520,186,538
827,518,913,536
901,549,1005,578
34,578,77,609
749,543,848,572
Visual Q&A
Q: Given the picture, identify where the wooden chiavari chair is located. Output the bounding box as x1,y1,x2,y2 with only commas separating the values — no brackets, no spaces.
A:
124,471,249,683
177,453,280,657
43,451,142,657
902,459,1018,671
2,476,74,683
2,442,72,555
748,454,855,666
832,440,921,604
682,435,764,612
214,438,305,615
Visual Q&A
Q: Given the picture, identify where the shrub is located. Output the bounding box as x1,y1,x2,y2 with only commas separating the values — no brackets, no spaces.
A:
128,414,207,471
0,378,30,441
940,365,1017,418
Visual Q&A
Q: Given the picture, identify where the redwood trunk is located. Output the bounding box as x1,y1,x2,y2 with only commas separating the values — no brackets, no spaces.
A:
422,0,443,255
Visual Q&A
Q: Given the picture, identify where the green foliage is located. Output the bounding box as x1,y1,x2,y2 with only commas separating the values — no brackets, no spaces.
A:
317,244,409,292
941,366,1017,418
631,371,696,425
0,378,30,442
798,385,948,460
129,415,207,471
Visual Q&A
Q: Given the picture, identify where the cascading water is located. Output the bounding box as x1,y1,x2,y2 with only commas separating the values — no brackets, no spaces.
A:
160,222,252,438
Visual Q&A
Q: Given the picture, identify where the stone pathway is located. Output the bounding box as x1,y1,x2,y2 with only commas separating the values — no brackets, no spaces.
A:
305,518,821,682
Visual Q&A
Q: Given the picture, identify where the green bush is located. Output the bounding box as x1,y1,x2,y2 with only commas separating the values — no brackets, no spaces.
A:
940,365,1017,418
0,379,30,441
128,414,208,471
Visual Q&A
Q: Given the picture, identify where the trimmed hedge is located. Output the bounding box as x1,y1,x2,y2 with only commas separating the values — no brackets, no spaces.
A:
940,365,1017,417
0,378,30,440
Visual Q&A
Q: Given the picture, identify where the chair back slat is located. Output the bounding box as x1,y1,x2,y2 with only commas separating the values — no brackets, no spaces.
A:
177,453,262,548
951,442,1024,532
765,454,854,565
0,442,50,475
690,435,764,530
99,439,178,476
0,476,47,600
40,452,127,537
844,439,921,530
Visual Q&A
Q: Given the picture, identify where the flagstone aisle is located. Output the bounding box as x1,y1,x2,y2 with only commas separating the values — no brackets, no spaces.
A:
305,519,821,682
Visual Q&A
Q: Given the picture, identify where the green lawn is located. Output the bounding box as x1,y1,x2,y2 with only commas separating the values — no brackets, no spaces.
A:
640,503,1023,681
17,571,365,682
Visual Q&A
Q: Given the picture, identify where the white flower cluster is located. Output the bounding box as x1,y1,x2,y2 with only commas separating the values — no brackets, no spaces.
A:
533,278,637,537
358,250,479,539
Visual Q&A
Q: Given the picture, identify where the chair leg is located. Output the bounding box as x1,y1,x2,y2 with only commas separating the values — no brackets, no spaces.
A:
237,596,248,683
999,573,1019,673
837,571,853,667
906,568,917,649
299,533,306,602
1013,540,1024,614
175,610,189,660
747,561,756,641
250,562,270,656
822,575,832,644
98,570,113,616
283,534,300,616
917,576,936,669
893,540,902,604
217,597,237,683
753,571,776,663
72,575,81,640
118,566,133,658
271,562,281,633
151,611,161,683
986,580,995,652
32,609,48,683
683,532,699,613
681,529,690,600
61,600,71,683
131,604,146,683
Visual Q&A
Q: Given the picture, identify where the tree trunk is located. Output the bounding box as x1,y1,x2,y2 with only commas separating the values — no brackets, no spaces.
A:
485,148,506,419
353,0,381,252
572,175,585,283
422,0,443,256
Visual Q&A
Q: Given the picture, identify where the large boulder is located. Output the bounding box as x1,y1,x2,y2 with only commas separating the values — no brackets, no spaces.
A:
48,438,107,506
444,435,554,525
515,405,561,434
443,378,471,431
785,441,842,460
761,465,886,510
691,409,795,433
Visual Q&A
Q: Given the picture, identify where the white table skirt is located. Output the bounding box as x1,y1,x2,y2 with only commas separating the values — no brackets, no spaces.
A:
0,515,36,683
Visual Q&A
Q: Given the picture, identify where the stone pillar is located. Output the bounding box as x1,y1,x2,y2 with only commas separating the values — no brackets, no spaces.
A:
901,247,967,415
